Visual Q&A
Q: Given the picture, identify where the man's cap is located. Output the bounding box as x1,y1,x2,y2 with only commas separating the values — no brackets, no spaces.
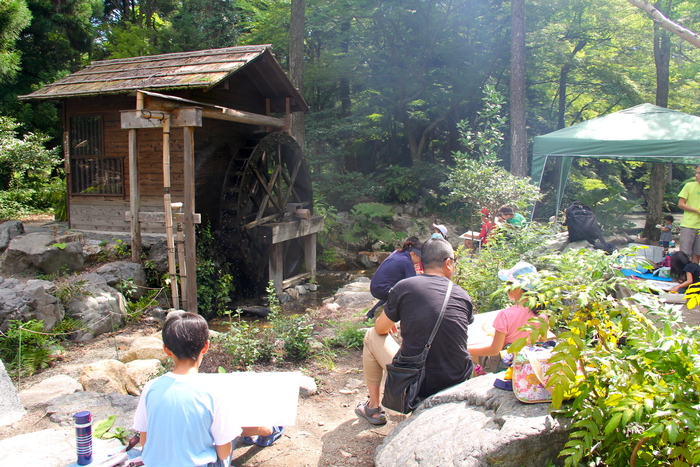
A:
432,223,448,238
498,261,538,290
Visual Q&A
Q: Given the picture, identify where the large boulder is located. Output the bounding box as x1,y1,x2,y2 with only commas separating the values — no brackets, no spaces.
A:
46,391,138,429
120,335,167,364
376,373,569,467
79,359,139,396
0,220,24,252
0,359,25,426
0,278,64,331
0,232,83,275
0,428,122,467
125,359,163,390
64,275,127,341
20,375,83,409
95,261,147,299
333,278,375,311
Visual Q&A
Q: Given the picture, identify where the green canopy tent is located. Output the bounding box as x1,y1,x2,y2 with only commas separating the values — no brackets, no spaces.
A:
532,103,700,219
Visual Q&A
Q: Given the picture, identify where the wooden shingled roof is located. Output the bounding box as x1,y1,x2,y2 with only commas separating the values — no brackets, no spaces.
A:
19,45,307,112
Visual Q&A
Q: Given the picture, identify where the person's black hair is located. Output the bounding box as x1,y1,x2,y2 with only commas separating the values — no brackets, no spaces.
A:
399,236,423,253
664,214,674,223
421,238,453,268
498,205,514,215
670,251,691,281
162,311,209,361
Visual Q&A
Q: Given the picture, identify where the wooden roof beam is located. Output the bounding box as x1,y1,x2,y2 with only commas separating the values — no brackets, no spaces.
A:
139,90,286,129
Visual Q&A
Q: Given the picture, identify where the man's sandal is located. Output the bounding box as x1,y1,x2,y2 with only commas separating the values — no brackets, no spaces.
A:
355,400,387,425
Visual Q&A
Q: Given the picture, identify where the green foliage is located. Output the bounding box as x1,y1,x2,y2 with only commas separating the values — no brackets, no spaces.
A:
0,319,59,376
53,278,90,305
312,172,376,212
344,203,397,250
502,247,700,466
216,316,274,370
93,415,132,445
443,86,542,216
125,289,161,324
329,321,367,350
376,165,422,203
0,0,31,83
112,239,130,259
452,224,552,312
196,224,234,316
272,314,313,361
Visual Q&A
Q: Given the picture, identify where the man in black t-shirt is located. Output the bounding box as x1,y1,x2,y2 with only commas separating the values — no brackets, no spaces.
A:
356,238,474,425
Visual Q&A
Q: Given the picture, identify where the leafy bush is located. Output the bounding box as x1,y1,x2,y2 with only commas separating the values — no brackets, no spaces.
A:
343,202,398,250
452,223,552,312
313,172,376,211
330,320,368,349
0,319,60,376
272,314,313,361
503,247,700,466
443,85,542,215
196,224,235,316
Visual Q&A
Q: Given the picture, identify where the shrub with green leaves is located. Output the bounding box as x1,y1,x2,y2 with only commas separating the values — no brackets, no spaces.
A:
0,319,60,376
343,202,398,250
196,224,235,316
452,223,552,312
504,247,700,466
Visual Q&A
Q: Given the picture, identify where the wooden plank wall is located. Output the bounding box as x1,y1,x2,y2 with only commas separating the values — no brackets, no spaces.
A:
66,92,261,234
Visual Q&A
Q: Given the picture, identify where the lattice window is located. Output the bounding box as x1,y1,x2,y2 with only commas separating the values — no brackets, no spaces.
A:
69,115,123,195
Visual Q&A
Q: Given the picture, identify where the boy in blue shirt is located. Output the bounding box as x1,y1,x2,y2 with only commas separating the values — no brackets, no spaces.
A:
133,311,282,467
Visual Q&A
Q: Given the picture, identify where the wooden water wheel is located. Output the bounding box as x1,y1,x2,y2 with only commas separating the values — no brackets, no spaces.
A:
218,132,313,295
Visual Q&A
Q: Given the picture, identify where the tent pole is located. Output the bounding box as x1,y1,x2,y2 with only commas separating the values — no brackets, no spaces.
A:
554,156,565,233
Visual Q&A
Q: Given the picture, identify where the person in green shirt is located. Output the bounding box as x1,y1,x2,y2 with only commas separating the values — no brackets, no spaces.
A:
497,205,526,227
678,164,700,263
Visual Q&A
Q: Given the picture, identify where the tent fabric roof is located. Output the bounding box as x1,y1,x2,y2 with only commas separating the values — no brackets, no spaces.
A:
533,103,700,164
18,45,308,112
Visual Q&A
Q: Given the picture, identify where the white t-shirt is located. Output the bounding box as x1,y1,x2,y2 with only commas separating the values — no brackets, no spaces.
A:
133,373,241,467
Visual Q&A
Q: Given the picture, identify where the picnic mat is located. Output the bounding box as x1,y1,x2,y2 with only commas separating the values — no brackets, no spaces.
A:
621,268,672,282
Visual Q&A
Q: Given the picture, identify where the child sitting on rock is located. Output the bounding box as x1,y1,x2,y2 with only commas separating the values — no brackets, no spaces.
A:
467,262,548,373
133,311,282,467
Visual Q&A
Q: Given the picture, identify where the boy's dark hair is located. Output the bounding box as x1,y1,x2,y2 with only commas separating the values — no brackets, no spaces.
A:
421,238,453,268
498,205,514,215
162,311,209,361
665,214,674,222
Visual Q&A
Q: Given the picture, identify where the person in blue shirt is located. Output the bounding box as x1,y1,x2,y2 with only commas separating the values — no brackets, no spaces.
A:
366,237,423,319
133,311,282,467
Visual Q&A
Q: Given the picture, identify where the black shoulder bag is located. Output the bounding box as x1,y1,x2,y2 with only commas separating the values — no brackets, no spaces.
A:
381,281,453,414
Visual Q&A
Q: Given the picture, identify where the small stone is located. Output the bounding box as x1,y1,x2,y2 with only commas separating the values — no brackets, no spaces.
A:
338,389,355,395
307,283,318,292
341,403,350,408
340,449,354,458
318,421,325,426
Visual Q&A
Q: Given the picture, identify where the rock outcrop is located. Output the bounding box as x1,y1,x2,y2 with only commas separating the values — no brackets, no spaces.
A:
0,232,83,275
376,372,569,467
0,277,63,331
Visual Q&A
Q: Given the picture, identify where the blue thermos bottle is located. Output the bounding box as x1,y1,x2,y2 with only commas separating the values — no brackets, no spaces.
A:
74,411,93,465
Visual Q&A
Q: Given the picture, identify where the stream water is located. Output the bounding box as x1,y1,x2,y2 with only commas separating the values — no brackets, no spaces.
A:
209,269,372,331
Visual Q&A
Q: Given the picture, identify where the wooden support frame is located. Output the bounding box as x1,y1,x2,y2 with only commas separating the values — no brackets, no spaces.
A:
183,126,198,313
263,216,324,295
128,129,141,262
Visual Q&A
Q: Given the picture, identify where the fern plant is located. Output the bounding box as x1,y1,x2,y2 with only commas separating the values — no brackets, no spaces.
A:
0,319,59,376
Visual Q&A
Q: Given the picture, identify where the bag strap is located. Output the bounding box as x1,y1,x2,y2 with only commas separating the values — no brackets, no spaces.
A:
525,349,554,395
424,280,453,351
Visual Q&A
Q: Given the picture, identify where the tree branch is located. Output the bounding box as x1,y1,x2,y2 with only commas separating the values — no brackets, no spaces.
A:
627,0,700,48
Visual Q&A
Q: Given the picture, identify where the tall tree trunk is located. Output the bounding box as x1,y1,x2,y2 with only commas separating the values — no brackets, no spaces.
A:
643,0,672,243
510,0,527,176
289,0,306,149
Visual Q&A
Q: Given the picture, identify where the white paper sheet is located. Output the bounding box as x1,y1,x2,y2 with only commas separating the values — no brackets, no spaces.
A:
198,372,300,427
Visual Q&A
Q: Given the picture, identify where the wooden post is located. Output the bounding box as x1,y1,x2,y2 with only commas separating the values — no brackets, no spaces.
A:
162,114,180,309
269,242,284,295
183,126,198,313
128,129,142,262
304,233,317,278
